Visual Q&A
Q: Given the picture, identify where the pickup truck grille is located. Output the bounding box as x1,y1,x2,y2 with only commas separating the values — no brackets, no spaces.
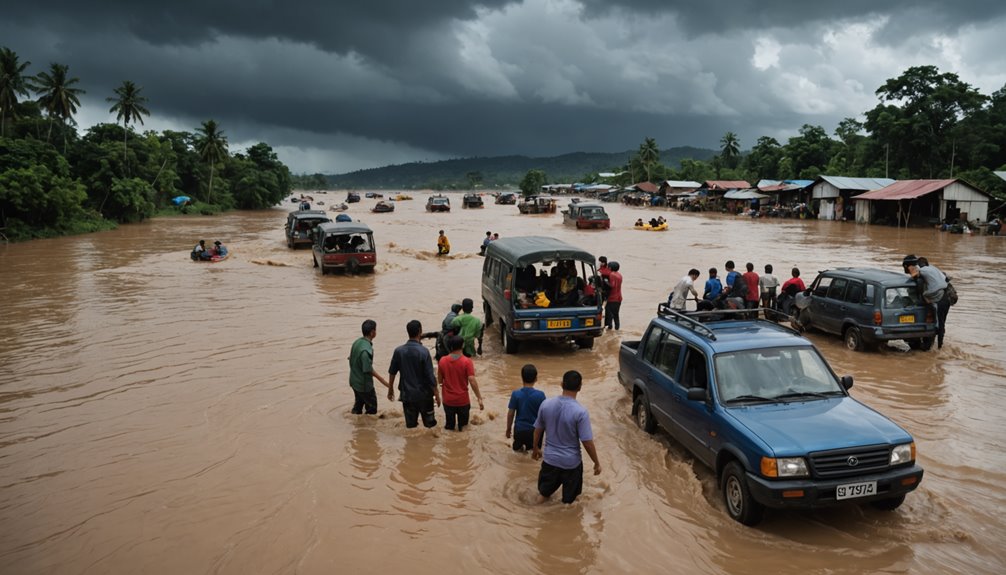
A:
809,445,890,478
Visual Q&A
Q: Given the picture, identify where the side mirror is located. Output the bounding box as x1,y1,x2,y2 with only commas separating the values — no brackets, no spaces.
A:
840,375,853,390
687,387,708,402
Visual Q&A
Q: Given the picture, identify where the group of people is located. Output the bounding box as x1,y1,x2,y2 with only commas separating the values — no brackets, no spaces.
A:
479,231,501,255
633,216,666,228
348,318,600,504
190,239,228,260
667,261,807,319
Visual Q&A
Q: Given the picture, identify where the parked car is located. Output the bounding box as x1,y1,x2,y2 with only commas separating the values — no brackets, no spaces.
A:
482,236,603,352
517,196,557,214
561,202,610,229
346,192,361,203
619,305,924,526
794,268,937,351
426,194,451,212
495,192,517,205
285,210,331,249
462,193,484,208
312,221,376,274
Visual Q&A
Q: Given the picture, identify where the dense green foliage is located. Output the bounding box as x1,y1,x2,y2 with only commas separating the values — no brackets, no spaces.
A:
0,47,293,242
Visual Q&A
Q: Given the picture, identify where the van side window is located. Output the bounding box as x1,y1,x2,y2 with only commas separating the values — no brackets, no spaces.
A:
827,277,848,300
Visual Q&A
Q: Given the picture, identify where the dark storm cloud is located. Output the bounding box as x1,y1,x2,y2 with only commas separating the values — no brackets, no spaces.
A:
579,0,1006,32
3,1,1005,173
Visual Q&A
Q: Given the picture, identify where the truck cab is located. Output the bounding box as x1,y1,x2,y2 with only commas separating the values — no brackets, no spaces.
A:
618,305,924,526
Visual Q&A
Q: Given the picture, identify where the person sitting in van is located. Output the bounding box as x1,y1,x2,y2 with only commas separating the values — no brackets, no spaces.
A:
350,235,366,251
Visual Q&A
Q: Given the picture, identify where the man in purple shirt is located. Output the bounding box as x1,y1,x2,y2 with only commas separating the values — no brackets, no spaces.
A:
532,370,602,504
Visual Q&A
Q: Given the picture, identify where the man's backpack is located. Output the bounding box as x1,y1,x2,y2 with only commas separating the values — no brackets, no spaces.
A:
945,279,959,306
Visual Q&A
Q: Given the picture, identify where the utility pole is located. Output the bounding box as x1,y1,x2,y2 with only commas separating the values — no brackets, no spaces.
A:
885,143,889,179
950,139,956,178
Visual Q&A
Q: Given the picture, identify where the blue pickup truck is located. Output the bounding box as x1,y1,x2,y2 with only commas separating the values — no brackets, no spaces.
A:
618,305,924,526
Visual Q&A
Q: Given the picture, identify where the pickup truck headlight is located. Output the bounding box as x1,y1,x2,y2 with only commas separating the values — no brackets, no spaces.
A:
890,443,915,465
761,457,809,478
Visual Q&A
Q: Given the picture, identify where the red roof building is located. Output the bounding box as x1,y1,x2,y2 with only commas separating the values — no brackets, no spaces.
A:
852,179,991,226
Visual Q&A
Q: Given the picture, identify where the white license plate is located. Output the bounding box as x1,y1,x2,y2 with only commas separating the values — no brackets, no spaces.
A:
836,481,877,500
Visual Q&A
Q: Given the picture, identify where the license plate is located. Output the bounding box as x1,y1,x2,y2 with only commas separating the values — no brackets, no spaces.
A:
547,319,571,329
836,481,877,500
899,315,914,324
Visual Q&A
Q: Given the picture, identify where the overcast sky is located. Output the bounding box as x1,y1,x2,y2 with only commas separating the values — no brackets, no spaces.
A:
3,1,1005,174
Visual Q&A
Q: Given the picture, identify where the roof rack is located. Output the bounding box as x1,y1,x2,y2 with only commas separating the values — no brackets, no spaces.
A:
656,303,717,340
656,303,802,338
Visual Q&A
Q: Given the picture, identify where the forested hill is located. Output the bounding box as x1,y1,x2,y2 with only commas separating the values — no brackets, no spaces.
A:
322,147,717,189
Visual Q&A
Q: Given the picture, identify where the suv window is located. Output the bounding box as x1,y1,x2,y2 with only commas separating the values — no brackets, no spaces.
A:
641,327,664,365
813,276,833,297
884,287,921,309
680,347,709,390
826,277,848,300
845,280,866,304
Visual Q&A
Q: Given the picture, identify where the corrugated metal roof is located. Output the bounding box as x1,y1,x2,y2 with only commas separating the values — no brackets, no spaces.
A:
785,179,815,188
853,179,959,201
662,180,701,188
703,180,751,190
819,175,895,190
631,182,659,193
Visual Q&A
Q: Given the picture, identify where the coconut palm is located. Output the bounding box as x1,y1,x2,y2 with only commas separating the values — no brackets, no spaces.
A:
0,47,31,138
107,80,150,175
30,62,85,151
196,120,228,203
720,132,740,168
637,137,660,182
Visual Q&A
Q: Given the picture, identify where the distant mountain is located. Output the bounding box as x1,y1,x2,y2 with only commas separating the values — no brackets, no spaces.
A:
322,147,717,189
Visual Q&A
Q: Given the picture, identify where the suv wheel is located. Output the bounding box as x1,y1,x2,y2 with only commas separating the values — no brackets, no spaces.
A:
869,495,906,511
633,394,656,433
844,326,864,351
907,337,933,351
721,461,764,526
575,337,594,350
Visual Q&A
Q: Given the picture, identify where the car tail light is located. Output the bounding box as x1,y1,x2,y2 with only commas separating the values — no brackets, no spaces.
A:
926,309,934,323
874,310,882,325
504,289,511,301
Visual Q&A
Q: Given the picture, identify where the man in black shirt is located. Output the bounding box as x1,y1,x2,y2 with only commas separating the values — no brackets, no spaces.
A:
389,320,441,428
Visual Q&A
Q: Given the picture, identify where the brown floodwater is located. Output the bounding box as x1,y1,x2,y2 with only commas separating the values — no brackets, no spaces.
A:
1,192,1004,574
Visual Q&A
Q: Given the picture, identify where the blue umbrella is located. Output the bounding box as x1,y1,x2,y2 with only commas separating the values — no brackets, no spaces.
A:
172,196,192,206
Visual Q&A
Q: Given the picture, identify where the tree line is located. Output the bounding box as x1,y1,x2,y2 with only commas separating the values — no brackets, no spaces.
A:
0,46,293,242
610,66,1006,201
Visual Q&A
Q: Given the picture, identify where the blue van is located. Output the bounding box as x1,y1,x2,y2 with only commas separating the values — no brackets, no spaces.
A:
482,236,603,353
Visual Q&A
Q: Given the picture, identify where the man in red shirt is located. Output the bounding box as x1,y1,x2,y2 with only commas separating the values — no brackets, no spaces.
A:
604,261,623,330
437,335,483,431
781,267,806,296
742,262,760,317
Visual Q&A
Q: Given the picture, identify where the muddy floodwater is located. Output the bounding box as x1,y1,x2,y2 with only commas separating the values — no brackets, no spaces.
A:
2,192,1005,574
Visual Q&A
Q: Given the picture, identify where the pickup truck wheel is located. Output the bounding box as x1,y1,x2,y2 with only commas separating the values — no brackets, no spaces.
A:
633,395,656,434
844,326,864,351
502,324,519,354
869,495,906,511
721,461,764,526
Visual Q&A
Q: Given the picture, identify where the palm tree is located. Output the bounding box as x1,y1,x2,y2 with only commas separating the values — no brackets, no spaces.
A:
107,80,150,175
637,137,660,182
196,120,227,203
30,62,85,152
720,132,740,168
0,47,31,138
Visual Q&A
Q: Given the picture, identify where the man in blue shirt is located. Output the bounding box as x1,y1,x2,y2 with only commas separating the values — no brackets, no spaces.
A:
389,320,440,428
703,267,723,302
506,364,546,452
532,370,602,504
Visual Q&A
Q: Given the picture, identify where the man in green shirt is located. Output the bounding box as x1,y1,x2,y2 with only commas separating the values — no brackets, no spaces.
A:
451,298,484,358
349,319,391,414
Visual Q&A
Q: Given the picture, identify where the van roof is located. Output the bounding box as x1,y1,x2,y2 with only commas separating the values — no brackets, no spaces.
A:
316,221,373,234
485,236,595,267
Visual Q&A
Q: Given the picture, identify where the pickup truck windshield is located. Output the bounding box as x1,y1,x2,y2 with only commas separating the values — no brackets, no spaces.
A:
715,347,843,403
